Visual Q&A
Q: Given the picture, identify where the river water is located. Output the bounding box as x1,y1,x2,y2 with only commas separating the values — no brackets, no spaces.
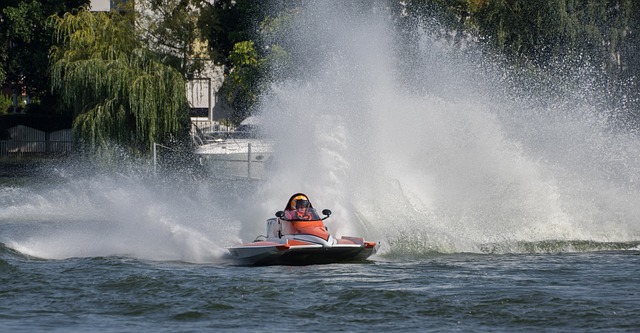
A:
3,1,640,331
1,241,639,332
1,175,639,332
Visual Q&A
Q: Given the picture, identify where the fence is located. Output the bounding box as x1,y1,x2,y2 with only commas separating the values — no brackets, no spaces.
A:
0,140,73,158
0,126,73,158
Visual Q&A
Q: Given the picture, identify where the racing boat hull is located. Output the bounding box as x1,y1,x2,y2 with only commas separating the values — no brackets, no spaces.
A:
228,238,378,266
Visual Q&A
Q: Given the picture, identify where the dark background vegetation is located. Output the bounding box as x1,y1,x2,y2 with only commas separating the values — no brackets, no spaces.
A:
1,0,639,153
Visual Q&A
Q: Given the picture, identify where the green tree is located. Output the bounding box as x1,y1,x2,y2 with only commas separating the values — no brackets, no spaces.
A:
136,0,209,79
50,5,189,155
222,40,262,123
470,0,634,71
198,0,263,66
0,0,88,111
402,0,639,114
197,0,270,122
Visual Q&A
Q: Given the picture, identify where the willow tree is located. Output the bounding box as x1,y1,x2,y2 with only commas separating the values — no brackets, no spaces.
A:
50,5,189,155
469,0,635,70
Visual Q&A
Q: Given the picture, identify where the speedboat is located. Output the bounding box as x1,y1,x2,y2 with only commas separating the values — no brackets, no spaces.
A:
227,193,379,265
193,117,273,179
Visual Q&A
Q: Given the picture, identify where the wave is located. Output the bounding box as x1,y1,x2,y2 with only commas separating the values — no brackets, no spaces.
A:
0,242,36,261
382,239,640,258
0,174,253,263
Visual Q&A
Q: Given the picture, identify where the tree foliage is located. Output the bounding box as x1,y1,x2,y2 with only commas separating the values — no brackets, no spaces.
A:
4,0,640,135
398,0,640,114
197,0,275,123
50,5,189,154
470,0,634,72
136,0,209,79
0,0,87,107
222,40,262,123
198,0,263,67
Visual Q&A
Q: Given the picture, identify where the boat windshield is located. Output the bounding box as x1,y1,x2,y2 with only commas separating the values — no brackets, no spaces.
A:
201,129,264,142
284,208,321,221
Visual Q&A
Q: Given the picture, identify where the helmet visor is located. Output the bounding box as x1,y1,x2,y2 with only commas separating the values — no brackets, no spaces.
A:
295,200,310,209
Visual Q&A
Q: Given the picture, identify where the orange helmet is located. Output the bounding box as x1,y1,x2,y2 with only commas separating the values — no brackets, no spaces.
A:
289,194,310,210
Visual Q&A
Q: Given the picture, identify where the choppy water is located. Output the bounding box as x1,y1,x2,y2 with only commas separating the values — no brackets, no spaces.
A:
1,175,640,332
2,242,639,332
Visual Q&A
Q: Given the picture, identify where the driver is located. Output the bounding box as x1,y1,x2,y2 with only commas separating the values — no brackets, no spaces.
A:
293,198,313,220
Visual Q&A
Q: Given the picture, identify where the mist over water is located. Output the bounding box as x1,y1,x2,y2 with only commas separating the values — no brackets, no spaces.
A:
254,1,640,254
2,1,640,262
0,172,247,262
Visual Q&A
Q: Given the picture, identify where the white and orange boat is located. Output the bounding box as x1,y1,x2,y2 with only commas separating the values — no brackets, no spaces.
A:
227,193,379,265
